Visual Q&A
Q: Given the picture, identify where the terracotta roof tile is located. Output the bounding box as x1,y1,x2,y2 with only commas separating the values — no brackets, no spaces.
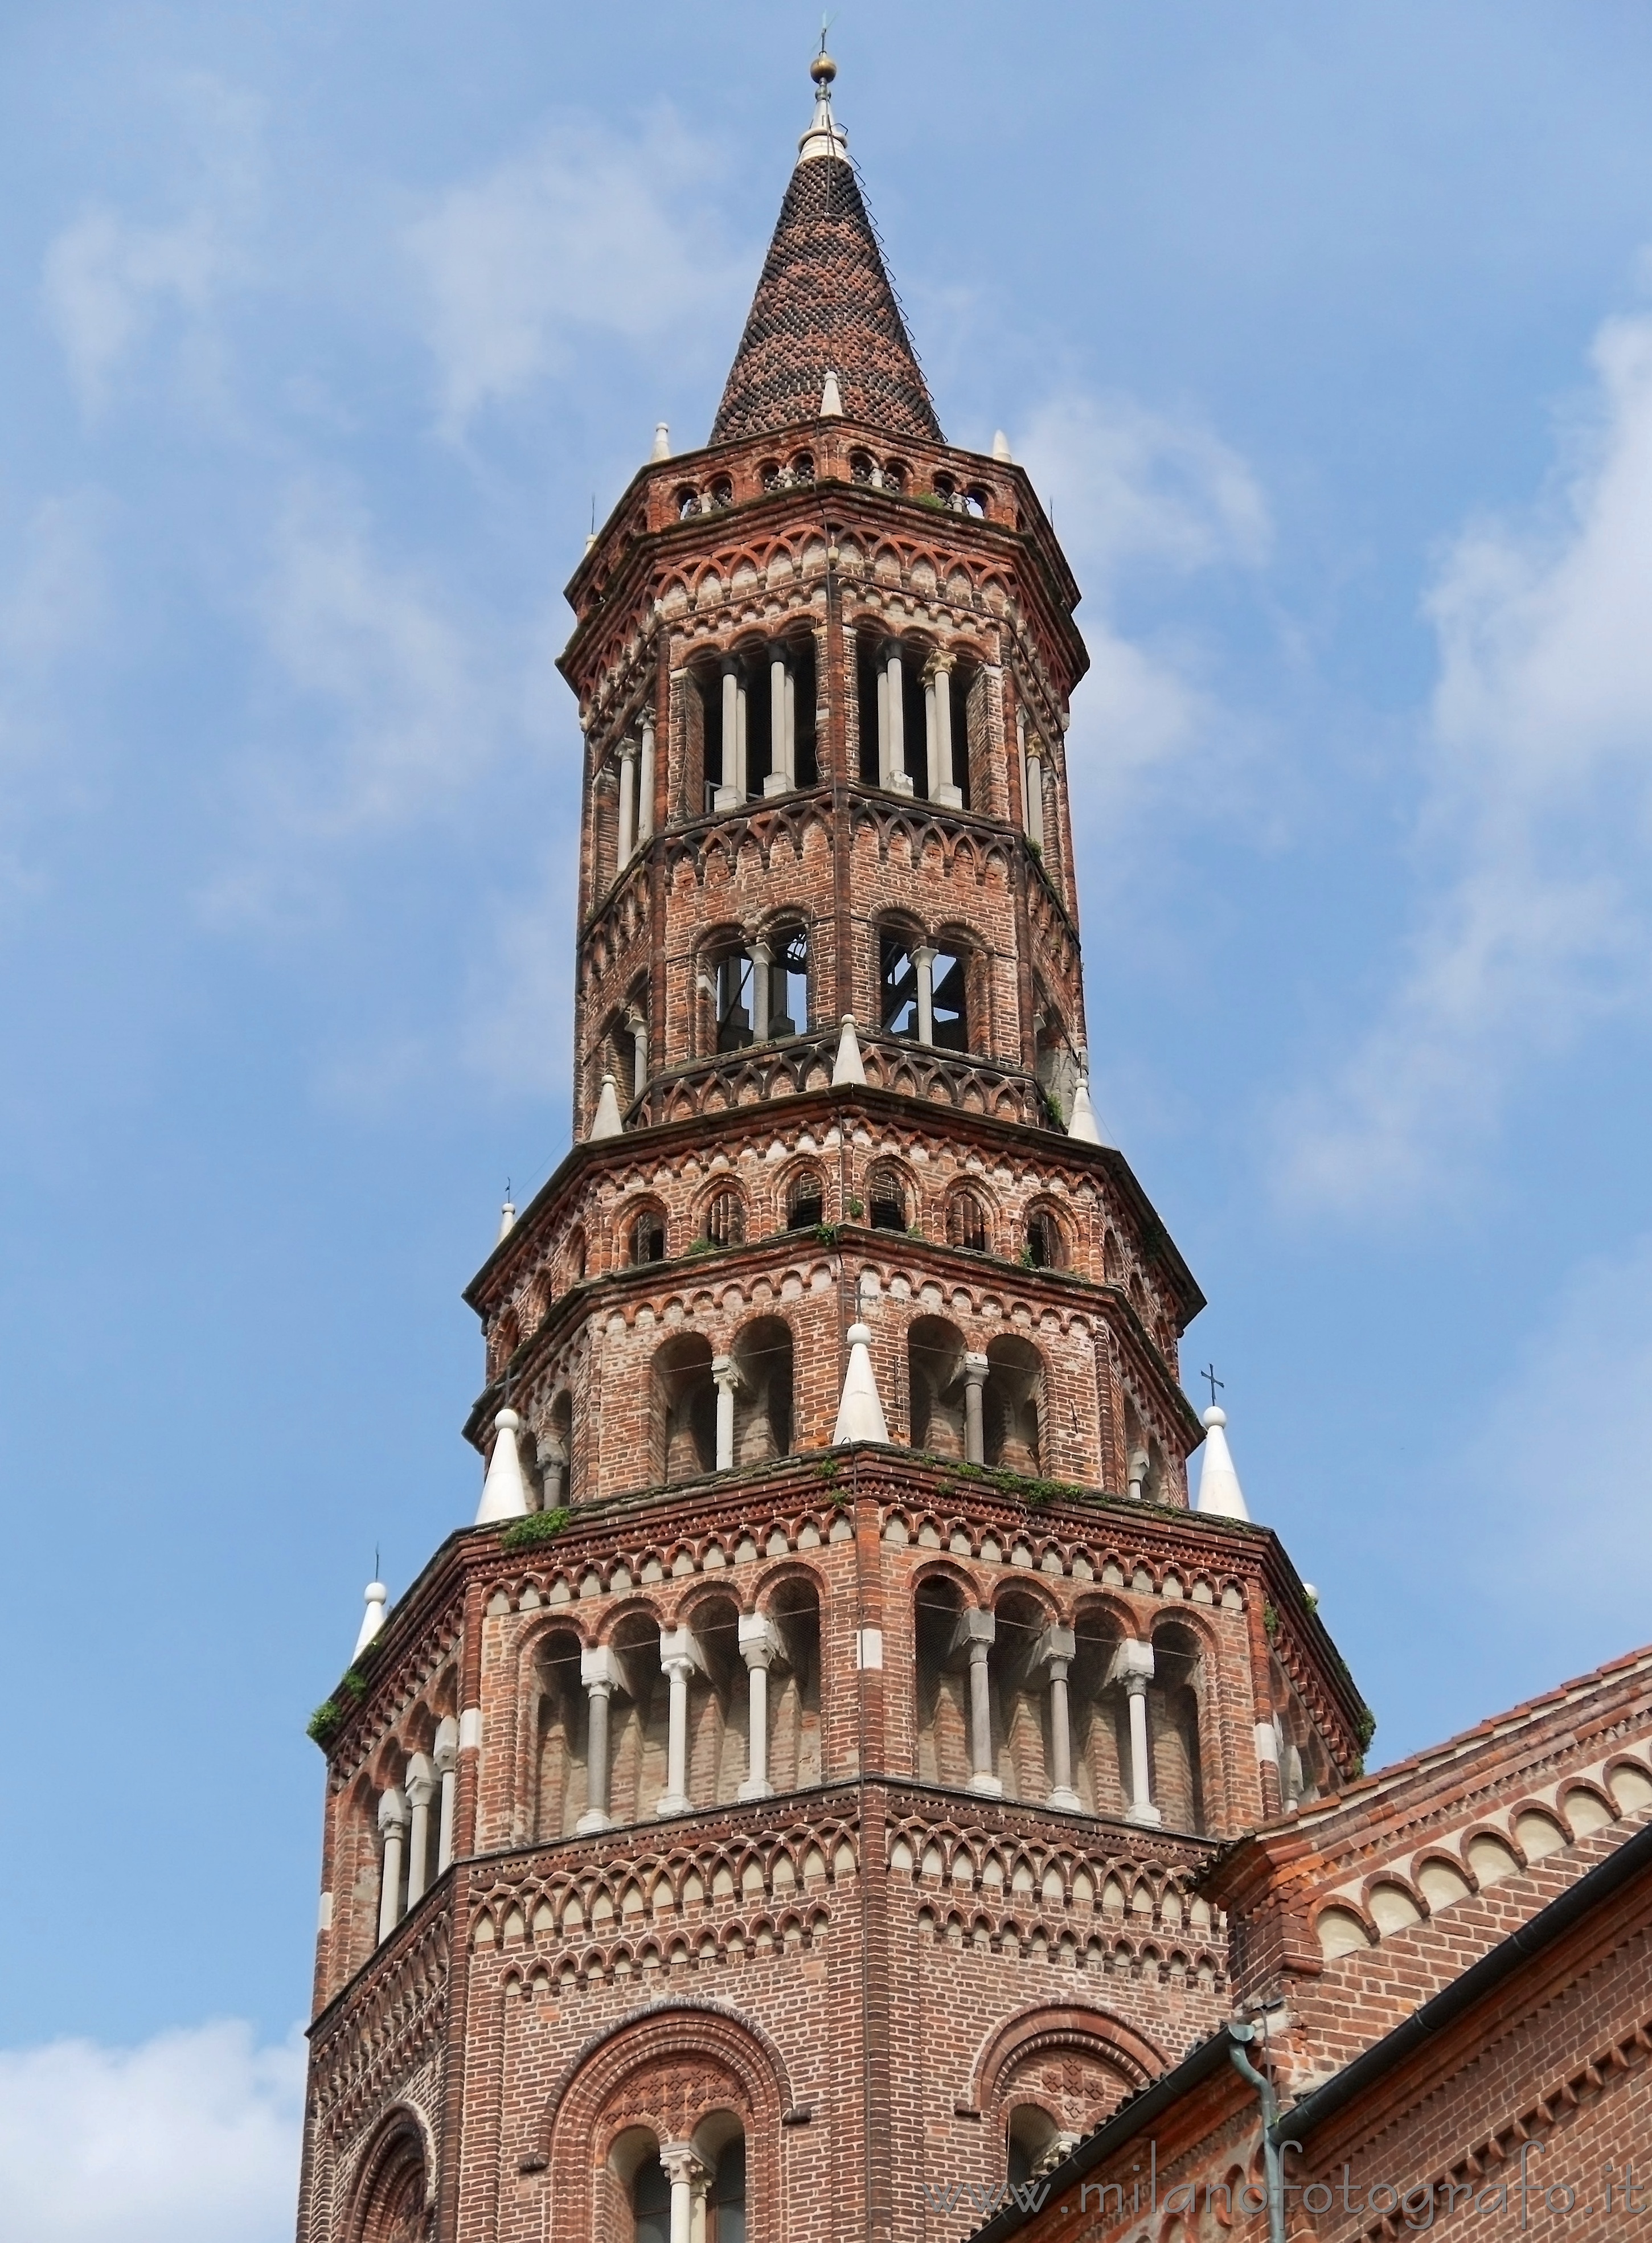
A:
711,151,941,447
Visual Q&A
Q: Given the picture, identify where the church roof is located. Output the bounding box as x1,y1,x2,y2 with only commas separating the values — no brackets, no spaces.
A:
709,59,942,448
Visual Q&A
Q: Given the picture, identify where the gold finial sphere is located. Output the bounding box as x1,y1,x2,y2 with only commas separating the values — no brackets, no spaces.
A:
810,50,837,87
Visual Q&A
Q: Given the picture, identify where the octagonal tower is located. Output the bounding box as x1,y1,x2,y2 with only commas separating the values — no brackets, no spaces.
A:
296,58,1368,2243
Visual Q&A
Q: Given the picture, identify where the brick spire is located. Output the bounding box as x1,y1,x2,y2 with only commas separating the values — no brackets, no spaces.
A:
709,52,942,446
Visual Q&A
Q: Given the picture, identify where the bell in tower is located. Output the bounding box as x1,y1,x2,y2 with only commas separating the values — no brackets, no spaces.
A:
296,52,1369,2243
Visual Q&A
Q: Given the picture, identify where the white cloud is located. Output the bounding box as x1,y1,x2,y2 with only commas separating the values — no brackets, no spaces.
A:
203,478,502,923
42,75,261,416
405,112,748,432
0,494,108,892
0,2021,302,2243
1011,391,1272,826
1279,302,1652,1215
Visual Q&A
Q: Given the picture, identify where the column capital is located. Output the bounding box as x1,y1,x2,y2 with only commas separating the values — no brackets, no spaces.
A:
617,735,640,764
377,1786,409,1834
433,1716,458,1775
962,1350,989,1387
949,1606,995,1658
658,2142,711,2189
739,1611,783,1668
580,1645,618,1691
711,1354,742,1393
1111,1637,1155,1689
1035,1622,1076,1672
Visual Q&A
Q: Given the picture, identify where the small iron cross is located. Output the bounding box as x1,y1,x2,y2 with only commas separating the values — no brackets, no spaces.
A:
1200,1363,1224,1409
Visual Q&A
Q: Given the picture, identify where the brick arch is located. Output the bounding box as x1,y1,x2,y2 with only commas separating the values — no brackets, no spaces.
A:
965,2003,1169,2121
539,1999,792,2241
346,2103,433,2243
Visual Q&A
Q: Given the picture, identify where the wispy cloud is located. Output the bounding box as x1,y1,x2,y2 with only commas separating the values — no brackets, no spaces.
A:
1014,390,1273,823
42,75,262,417
405,111,749,434
1278,301,1652,1215
0,2021,302,2243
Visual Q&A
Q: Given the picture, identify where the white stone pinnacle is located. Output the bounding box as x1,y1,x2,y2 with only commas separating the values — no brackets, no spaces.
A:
1067,1075,1104,1145
475,1406,530,1525
831,1012,866,1085
993,429,1012,462
1195,1404,1250,1522
589,1072,625,1139
820,368,844,418
651,421,671,460
497,1195,516,1243
833,1322,889,1446
354,1580,388,1658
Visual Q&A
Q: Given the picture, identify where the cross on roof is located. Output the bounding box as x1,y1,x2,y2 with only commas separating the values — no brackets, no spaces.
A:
1200,1363,1224,1408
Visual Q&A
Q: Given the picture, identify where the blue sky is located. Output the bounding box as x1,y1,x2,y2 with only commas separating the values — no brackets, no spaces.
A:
6,3,1652,2230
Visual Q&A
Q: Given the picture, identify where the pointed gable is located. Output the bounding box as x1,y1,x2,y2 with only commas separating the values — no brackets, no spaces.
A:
710,95,941,446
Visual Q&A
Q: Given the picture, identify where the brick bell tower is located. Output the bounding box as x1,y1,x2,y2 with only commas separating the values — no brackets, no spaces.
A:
296,53,1370,2243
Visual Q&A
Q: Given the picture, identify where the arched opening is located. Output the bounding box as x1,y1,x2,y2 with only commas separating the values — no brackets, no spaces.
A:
629,2139,671,2243
878,924,921,1037
702,932,755,1053
878,923,973,1052
766,919,809,1038
704,2130,747,2243
1069,1608,1129,1819
628,1202,668,1265
766,1577,823,1791
1034,999,1077,1124
731,1317,794,1463
539,1389,573,1508
909,1315,967,1458
946,1188,988,1253
913,1576,973,1787
353,2117,428,2243
1024,1206,1064,1270
653,1335,716,1484
866,1161,908,1232
534,1626,590,1838
990,1586,1053,1800
1006,2105,1060,2195
701,1186,745,1248
1150,1622,1207,1833
984,1334,1043,1473
785,1166,825,1229
856,630,929,793
928,938,971,1053
608,1612,668,1823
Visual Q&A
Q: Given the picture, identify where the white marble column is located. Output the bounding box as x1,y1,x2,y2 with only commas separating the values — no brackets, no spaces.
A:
1038,1626,1081,1811
628,1008,649,1101
617,738,639,863
913,944,937,1045
659,2144,710,2243
404,1753,436,1906
963,1352,988,1465
656,1627,703,1816
930,654,961,806
737,1613,781,1801
1127,1446,1150,1502
638,717,656,844
577,1646,617,1832
715,660,745,810
376,1788,408,1941
766,649,794,794
1016,707,1030,834
882,642,911,792
536,1432,567,1510
1026,744,1046,848
748,940,772,1040
712,1354,741,1470
1114,1640,1161,1826
433,1717,458,1875
952,1609,1002,1795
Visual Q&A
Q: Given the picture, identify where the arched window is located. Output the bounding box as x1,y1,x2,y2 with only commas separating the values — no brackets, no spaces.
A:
1025,1208,1064,1269
1006,2106,1060,2195
1104,1231,1124,1284
878,926,921,1036
929,941,970,1051
534,1627,589,1839
909,1316,967,1458
702,1187,745,1248
653,1335,716,1484
629,1205,667,1265
768,919,810,1035
766,1578,823,1790
732,1317,794,1462
984,1334,1043,1473
565,1226,587,1285
882,459,908,494
850,450,876,485
947,1189,988,1253
355,2120,429,2243
867,1162,908,1232
790,450,815,485
856,632,928,792
633,2151,671,2243
1069,1609,1129,1819
675,487,699,521
786,1167,825,1229
707,2135,747,2242
913,1575,973,1787
1150,1623,1206,1832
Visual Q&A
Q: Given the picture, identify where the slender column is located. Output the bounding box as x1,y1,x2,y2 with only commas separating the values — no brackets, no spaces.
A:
638,718,656,844
1016,707,1031,832
1038,1626,1080,1811
737,1613,780,1800
576,1647,617,1832
404,1754,436,1906
1114,1640,1161,1826
660,2145,710,2243
1026,744,1046,848
433,1718,458,1875
536,1433,567,1510
628,1009,649,1101
962,1352,988,1465
884,642,911,792
930,654,960,805
952,1609,1002,1796
1127,1446,1149,1501
616,738,639,863
748,940,772,1040
715,659,744,810
712,1354,741,1469
766,650,793,794
656,1628,702,1815
913,944,937,1045
376,1789,408,1942
876,660,891,788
